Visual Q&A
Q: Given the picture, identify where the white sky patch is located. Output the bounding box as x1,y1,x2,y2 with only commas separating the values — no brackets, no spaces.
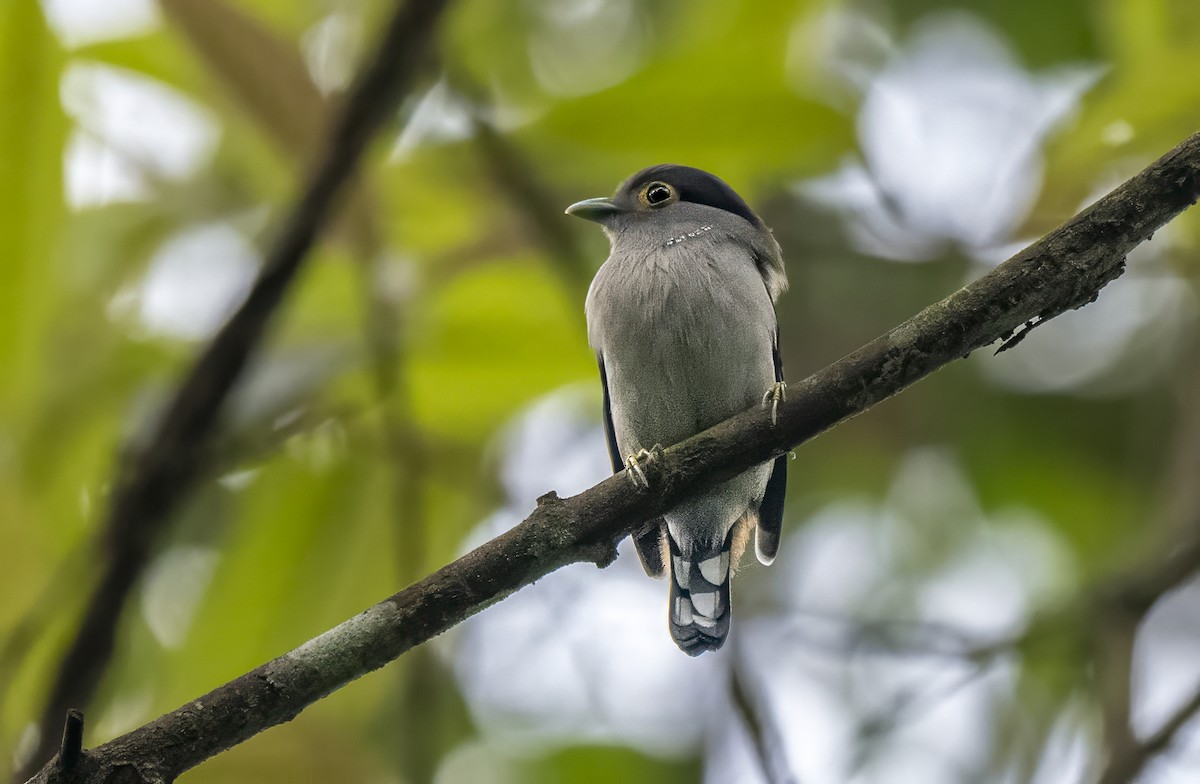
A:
732,620,858,784
1102,119,1135,146
302,12,361,96
496,387,609,502
433,739,522,784
743,449,1081,782
390,78,475,161
460,412,1090,779
979,272,1197,394
61,61,219,209
794,11,1191,399
129,223,260,341
1027,704,1093,784
975,225,1198,396
777,503,891,615
64,130,150,207
140,545,220,649
454,388,721,757
888,664,1016,780
786,4,895,108
285,418,349,473
92,688,156,743
526,0,647,97
40,0,159,49
1132,580,1200,736
918,513,1074,640
797,11,1099,261
1144,722,1200,784
703,715,771,784
217,468,260,492
389,77,537,162
12,724,41,775
456,520,722,756
1133,586,1200,784
917,550,1028,638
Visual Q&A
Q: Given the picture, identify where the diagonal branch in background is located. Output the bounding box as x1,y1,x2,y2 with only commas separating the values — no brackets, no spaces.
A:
1098,685,1200,784
19,0,451,779
24,133,1200,784
731,649,797,784
1091,344,1200,784
451,75,596,293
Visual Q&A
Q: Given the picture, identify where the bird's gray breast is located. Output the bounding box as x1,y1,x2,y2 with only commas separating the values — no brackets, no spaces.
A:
586,232,776,455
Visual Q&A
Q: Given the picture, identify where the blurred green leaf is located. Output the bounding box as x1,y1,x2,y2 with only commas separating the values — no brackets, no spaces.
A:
5,0,1200,780
410,257,593,439
0,2,67,415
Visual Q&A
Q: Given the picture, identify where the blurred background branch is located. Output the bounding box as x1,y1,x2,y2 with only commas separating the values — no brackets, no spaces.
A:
8,2,1200,783
1100,688,1200,784
17,0,450,778
731,651,797,784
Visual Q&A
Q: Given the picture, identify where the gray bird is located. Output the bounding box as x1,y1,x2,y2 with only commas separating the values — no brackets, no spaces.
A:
566,165,788,655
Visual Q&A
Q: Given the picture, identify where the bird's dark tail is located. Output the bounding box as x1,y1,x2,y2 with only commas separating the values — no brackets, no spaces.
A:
667,526,736,656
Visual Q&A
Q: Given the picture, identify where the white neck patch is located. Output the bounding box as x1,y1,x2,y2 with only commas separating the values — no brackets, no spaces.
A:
663,224,714,247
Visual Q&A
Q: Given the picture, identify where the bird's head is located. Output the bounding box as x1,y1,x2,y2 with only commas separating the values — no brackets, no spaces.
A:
565,164,767,233
566,164,786,301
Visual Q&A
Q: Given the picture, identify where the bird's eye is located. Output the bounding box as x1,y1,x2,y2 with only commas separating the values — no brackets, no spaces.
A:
644,182,674,206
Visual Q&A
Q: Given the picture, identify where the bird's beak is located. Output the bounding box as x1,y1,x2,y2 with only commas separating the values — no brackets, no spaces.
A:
565,197,621,223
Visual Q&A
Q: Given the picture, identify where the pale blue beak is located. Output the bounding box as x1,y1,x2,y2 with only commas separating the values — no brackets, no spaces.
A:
565,197,621,223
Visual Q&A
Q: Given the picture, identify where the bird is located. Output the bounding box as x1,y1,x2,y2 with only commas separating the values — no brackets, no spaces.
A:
566,164,788,655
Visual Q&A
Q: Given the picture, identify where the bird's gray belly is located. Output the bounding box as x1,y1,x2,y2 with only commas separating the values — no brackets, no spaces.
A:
597,256,773,454
606,322,769,455
587,241,778,538
594,256,775,539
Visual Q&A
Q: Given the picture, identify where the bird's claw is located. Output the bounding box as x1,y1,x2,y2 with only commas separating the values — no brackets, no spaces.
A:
625,446,661,489
762,382,787,426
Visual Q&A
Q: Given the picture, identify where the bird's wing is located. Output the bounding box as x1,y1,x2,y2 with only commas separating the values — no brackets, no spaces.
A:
755,332,787,565
598,354,623,472
599,355,666,577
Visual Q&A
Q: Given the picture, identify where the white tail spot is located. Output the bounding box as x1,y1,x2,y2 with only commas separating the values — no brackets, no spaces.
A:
691,590,718,618
673,556,691,587
698,554,726,585
754,532,776,566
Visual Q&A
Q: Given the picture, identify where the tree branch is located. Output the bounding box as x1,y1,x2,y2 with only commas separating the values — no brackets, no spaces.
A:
1090,333,1200,784
20,0,450,779
1098,686,1200,784
24,133,1200,783
731,653,797,784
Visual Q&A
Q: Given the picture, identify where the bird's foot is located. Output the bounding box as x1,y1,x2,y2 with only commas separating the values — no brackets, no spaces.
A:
624,445,662,489
762,382,787,425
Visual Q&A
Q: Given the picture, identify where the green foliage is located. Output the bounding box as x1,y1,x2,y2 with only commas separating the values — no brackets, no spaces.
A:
2,0,1199,782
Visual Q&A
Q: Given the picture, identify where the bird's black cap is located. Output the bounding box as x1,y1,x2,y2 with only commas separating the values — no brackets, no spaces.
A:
618,164,764,229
